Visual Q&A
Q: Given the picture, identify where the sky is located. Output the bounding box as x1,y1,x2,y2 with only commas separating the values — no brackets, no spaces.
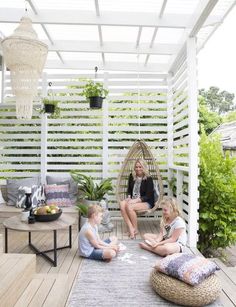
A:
198,5,236,98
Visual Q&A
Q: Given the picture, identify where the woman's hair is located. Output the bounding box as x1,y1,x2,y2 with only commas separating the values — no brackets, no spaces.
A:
87,204,103,218
132,158,149,179
160,196,182,227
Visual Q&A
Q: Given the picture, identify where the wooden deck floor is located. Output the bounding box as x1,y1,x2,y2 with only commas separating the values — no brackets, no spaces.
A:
0,218,235,307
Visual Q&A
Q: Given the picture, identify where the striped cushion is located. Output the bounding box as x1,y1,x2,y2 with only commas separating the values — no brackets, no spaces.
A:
155,253,219,286
45,184,72,207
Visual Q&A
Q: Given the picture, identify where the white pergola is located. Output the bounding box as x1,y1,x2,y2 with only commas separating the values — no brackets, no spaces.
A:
0,0,234,72
0,0,235,247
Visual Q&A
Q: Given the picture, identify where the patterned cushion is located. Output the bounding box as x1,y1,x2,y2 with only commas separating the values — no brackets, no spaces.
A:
45,184,72,207
46,175,78,205
16,185,43,208
155,253,219,286
6,177,41,206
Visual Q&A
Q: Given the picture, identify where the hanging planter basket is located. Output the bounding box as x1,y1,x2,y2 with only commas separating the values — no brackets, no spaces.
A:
44,104,55,114
89,96,103,109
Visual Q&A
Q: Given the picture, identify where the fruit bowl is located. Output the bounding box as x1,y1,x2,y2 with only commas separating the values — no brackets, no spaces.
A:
33,206,62,222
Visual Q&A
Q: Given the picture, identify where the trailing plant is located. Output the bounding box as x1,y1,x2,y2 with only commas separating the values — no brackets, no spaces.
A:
81,79,109,98
71,171,113,201
198,133,236,256
42,98,60,118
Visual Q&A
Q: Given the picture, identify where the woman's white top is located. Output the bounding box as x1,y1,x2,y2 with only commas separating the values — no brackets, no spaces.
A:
163,216,187,246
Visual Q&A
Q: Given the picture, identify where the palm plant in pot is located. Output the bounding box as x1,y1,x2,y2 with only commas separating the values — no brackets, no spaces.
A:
71,171,113,229
81,79,109,109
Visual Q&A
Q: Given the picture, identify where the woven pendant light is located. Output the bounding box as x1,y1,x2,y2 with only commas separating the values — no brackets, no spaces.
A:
1,17,48,119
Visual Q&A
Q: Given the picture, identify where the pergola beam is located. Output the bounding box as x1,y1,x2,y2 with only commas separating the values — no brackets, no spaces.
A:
0,9,221,28
44,41,179,55
44,60,168,72
169,0,219,73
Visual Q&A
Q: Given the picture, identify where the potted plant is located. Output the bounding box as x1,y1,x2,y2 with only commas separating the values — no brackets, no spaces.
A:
42,98,60,117
71,171,113,230
81,79,109,109
71,171,113,203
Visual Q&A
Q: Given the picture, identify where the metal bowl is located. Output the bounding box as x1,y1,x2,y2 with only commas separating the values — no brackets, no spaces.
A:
34,209,62,222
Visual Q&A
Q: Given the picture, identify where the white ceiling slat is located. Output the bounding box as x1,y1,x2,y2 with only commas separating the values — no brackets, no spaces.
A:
0,9,214,28
44,60,168,72
44,41,179,55
136,27,142,49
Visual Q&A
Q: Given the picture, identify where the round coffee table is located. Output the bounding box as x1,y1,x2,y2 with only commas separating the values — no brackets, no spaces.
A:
3,214,75,267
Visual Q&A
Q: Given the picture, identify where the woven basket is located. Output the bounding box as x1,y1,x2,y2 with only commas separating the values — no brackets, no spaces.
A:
150,270,221,306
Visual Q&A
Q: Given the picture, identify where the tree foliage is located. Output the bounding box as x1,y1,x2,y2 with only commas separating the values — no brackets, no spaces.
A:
198,96,222,135
198,133,236,255
223,110,236,123
199,86,235,114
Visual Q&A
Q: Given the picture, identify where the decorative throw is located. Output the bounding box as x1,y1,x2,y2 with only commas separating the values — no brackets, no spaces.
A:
45,184,72,207
155,253,219,286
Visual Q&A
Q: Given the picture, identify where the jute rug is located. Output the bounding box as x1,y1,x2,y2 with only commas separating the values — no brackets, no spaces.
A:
68,240,223,307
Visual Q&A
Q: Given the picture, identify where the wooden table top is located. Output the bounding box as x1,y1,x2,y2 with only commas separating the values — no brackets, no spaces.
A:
3,214,76,232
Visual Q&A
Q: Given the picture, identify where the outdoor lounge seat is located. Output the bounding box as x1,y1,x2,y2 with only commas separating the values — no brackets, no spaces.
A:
116,140,164,214
150,269,221,306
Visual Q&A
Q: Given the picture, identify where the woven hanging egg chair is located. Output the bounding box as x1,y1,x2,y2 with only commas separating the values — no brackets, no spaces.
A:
116,140,164,214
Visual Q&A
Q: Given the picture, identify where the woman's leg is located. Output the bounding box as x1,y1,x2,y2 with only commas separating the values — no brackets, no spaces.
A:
120,200,134,234
127,202,149,237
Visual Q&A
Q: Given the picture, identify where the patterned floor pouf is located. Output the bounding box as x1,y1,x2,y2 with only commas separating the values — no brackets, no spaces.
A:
150,269,221,306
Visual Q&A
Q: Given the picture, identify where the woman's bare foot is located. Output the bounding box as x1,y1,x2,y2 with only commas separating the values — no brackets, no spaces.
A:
129,229,136,239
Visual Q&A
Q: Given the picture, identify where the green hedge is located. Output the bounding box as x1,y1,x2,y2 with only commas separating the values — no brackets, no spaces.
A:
198,133,236,255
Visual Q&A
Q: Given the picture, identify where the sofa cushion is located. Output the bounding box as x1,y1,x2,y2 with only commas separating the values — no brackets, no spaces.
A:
155,253,219,286
16,185,43,208
46,175,77,205
45,184,72,207
6,177,41,206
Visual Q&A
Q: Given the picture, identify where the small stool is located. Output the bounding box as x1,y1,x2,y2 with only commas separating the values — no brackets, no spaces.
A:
150,269,221,306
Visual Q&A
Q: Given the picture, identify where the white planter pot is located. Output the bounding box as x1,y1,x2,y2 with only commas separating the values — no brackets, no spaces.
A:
80,215,88,229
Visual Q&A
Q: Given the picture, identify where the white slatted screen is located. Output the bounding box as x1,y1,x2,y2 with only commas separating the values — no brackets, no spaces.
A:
0,72,168,213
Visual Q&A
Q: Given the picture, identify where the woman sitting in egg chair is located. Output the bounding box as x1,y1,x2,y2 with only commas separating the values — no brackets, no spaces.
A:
119,158,154,239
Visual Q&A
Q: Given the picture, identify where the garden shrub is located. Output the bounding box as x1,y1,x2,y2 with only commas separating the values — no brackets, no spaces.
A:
198,133,236,255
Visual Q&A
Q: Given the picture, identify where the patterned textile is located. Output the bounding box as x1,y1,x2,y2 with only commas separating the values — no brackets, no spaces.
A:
16,185,43,208
6,176,40,206
155,253,219,286
45,184,72,207
46,175,78,205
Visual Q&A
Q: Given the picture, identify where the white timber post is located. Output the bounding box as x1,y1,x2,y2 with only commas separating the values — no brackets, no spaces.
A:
167,73,174,196
40,72,48,184
102,72,109,179
1,58,6,104
187,37,199,247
